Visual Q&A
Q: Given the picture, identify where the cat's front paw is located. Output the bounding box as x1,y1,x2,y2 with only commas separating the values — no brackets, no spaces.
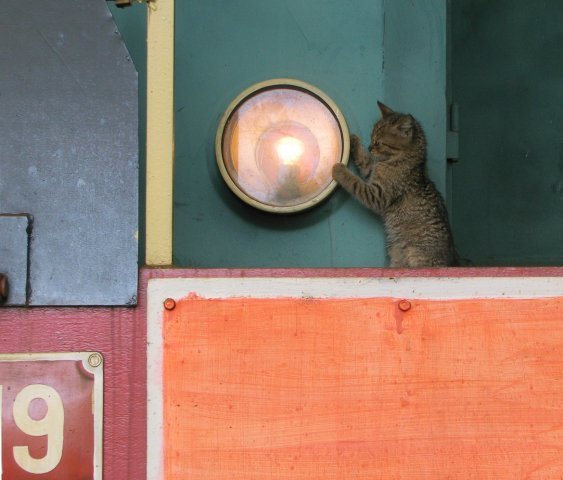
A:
332,162,347,182
350,134,362,154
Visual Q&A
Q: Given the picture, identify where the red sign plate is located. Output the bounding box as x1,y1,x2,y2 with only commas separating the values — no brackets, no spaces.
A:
0,353,103,480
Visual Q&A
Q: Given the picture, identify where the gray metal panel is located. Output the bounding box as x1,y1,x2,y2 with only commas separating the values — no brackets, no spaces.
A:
0,0,138,305
0,215,30,306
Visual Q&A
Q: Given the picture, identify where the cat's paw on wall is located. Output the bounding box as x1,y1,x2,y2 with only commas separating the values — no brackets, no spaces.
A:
332,162,348,182
350,134,362,154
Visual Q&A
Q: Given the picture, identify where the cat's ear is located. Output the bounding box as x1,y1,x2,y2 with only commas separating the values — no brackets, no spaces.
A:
377,101,394,117
397,115,414,138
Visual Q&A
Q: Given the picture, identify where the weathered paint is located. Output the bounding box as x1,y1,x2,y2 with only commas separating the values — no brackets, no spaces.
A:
1,268,561,479
2,0,139,305
146,0,175,266
0,353,103,479
0,296,148,479
147,271,563,479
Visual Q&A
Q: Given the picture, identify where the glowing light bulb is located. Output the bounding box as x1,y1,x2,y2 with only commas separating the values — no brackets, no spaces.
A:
275,136,304,166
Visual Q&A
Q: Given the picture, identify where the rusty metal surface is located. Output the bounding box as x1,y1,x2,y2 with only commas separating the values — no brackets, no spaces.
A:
0,215,30,305
0,0,138,305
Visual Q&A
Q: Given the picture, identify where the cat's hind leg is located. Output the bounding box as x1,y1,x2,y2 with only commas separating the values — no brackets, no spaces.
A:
388,244,408,268
403,247,448,268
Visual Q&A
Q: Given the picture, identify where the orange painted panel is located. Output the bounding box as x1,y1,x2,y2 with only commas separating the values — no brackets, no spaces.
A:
163,297,563,479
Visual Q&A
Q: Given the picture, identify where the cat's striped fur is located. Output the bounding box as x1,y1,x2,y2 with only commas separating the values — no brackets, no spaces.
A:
332,102,457,267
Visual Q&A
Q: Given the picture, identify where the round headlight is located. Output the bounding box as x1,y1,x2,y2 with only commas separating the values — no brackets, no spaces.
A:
216,79,349,213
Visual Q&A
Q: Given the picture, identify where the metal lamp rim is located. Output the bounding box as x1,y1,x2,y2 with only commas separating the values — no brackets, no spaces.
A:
215,78,350,214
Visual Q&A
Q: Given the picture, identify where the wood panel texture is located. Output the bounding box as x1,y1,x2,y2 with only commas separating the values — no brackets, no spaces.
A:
0,287,148,479
1,268,562,479
162,295,563,479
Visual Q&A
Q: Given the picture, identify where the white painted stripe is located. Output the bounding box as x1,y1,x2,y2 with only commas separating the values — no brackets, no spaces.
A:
147,281,165,480
148,276,563,302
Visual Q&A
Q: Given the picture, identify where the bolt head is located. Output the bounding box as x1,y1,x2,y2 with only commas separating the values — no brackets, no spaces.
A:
398,300,411,312
163,298,176,310
88,353,103,368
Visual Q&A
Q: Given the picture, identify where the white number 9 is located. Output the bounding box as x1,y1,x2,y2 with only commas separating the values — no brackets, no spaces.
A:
12,384,65,474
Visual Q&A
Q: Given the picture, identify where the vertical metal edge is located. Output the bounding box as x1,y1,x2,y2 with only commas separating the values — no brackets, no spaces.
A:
80,352,104,480
0,214,32,306
147,279,165,480
24,214,33,306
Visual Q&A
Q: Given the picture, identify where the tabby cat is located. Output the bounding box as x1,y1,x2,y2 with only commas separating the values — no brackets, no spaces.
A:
332,101,457,267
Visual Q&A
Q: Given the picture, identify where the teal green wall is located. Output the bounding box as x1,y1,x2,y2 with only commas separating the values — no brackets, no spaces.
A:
173,0,447,267
173,0,385,267
109,1,448,268
383,0,448,195
451,0,563,265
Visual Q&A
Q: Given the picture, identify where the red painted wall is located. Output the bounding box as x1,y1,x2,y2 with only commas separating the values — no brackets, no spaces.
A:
1,267,561,479
0,289,147,479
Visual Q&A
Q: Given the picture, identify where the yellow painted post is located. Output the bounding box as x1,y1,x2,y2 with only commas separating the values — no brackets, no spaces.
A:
146,0,174,266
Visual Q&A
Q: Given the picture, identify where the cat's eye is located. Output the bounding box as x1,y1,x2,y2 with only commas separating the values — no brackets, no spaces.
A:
216,79,349,213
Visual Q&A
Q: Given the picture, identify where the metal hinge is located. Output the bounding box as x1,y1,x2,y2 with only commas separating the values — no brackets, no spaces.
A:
446,103,459,164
